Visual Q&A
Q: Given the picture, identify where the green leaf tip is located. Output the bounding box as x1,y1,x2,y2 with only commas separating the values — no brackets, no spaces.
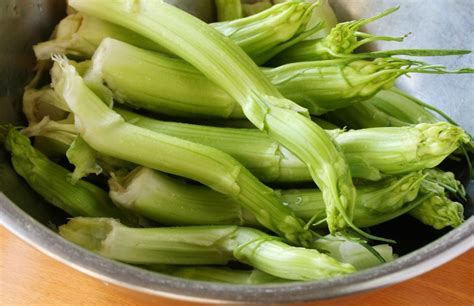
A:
323,6,403,54
409,195,464,229
66,136,103,184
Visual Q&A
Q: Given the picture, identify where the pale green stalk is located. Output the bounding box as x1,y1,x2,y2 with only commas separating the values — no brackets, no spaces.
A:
69,0,357,234
117,109,382,180
372,88,468,128
323,99,409,129
59,218,356,280
3,128,136,224
148,265,288,284
143,117,467,182
116,108,306,182
313,235,394,270
215,0,242,21
367,88,440,124
86,39,473,118
60,218,238,265
52,59,312,246
86,38,243,118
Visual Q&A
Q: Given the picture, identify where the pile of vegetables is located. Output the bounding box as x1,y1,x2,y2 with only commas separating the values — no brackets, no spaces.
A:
2,0,472,283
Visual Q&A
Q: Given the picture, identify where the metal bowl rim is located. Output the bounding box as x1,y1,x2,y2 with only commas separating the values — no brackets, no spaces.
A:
1,193,473,304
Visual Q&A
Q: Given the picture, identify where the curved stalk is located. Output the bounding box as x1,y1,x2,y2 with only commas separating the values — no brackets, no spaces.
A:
68,0,357,234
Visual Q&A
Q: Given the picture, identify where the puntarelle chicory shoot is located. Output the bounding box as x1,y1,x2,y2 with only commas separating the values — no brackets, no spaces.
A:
365,87,474,155
84,38,473,118
326,87,473,178
282,172,427,228
35,1,321,65
23,105,469,183
269,6,470,65
52,58,314,246
59,218,356,280
148,231,396,279
3,128,137,225
335,123,469,175
68,0,359,236
269,6,405,64
212,1,322,64
264,57,473,115
17,113,360,182
108,167,426,229
149,236,394,278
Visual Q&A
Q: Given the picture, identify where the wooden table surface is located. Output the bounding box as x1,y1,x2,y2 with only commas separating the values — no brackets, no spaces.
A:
0,226,472,306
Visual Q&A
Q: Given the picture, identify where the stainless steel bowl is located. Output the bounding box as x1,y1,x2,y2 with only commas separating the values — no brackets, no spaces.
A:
1,0,473,303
